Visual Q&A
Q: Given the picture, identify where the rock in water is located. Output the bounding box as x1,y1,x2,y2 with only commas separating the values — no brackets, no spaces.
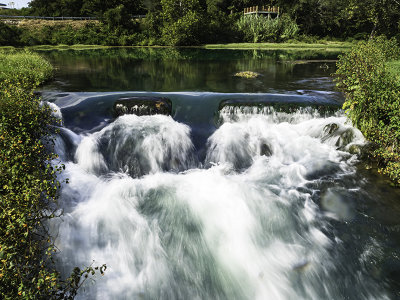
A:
113,97,172,117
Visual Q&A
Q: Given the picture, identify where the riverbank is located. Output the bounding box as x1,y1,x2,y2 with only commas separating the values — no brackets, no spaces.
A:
335,37,400,185
0,51,97,298
203,41,354,51
0,41,354,52
0,50,53,85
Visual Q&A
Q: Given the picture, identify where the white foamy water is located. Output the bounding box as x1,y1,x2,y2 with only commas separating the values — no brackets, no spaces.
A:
75,115,196,177
51,106,389,300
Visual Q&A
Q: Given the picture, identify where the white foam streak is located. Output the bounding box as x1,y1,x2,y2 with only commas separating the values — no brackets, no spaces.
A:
75,135,108,174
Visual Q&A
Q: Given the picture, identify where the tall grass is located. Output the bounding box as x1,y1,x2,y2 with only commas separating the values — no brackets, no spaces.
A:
236,14,298,43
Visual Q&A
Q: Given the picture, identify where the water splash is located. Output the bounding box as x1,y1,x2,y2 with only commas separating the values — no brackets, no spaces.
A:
75,114,196,177
52,105,389,300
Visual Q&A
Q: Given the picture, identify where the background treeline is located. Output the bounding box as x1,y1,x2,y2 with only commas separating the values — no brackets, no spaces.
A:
1,0,400,46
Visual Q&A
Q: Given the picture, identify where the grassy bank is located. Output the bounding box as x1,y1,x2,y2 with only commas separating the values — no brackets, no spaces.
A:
203,41,354,50
1,41,353,53
335,37,400,184
0,51,53,87
0,51,102,299
28,44,112,51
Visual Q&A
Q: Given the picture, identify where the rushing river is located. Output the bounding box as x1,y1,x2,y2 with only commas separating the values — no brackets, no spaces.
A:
39,48,400,299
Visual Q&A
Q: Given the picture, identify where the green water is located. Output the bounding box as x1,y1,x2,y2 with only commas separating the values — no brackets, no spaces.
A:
40,47,340,93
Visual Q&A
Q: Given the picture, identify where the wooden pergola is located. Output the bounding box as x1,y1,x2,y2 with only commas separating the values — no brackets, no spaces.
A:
243,6,280,18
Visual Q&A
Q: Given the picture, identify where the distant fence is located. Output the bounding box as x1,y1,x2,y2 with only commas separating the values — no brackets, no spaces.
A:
0,14,146,21
243,6,280,14
0,15,98,20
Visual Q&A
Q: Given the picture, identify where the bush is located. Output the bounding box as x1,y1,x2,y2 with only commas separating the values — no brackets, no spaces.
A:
0,23,21,46
0,51,105,299
335,36,400,183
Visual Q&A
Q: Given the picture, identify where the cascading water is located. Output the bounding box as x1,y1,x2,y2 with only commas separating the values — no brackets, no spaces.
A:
51,101,393,300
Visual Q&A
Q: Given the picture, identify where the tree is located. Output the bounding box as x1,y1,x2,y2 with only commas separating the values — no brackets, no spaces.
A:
29,0,145,17
160,0,207,45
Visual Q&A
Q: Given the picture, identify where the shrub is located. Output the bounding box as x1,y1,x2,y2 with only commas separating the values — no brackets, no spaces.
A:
335,36,400,183
0,51,105,299
0,23,21,46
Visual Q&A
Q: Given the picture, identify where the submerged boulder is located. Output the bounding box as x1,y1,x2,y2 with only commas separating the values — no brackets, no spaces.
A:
113,97,172,117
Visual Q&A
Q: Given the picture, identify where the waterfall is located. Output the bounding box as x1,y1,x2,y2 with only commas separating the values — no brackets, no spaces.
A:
51,104,389,300
74,114,196,177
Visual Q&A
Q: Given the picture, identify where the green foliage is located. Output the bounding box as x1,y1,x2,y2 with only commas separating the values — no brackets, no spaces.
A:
206,11,239,44
11,22,142,47
0,23,22,47
0,51,105,299
0,51,53,88
160,0,207,46
161,10,204,46
28,0,144,17
236,14,298,43
1,0,399,46
388,60,400,82
335,36,400,184
102,4,137,30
